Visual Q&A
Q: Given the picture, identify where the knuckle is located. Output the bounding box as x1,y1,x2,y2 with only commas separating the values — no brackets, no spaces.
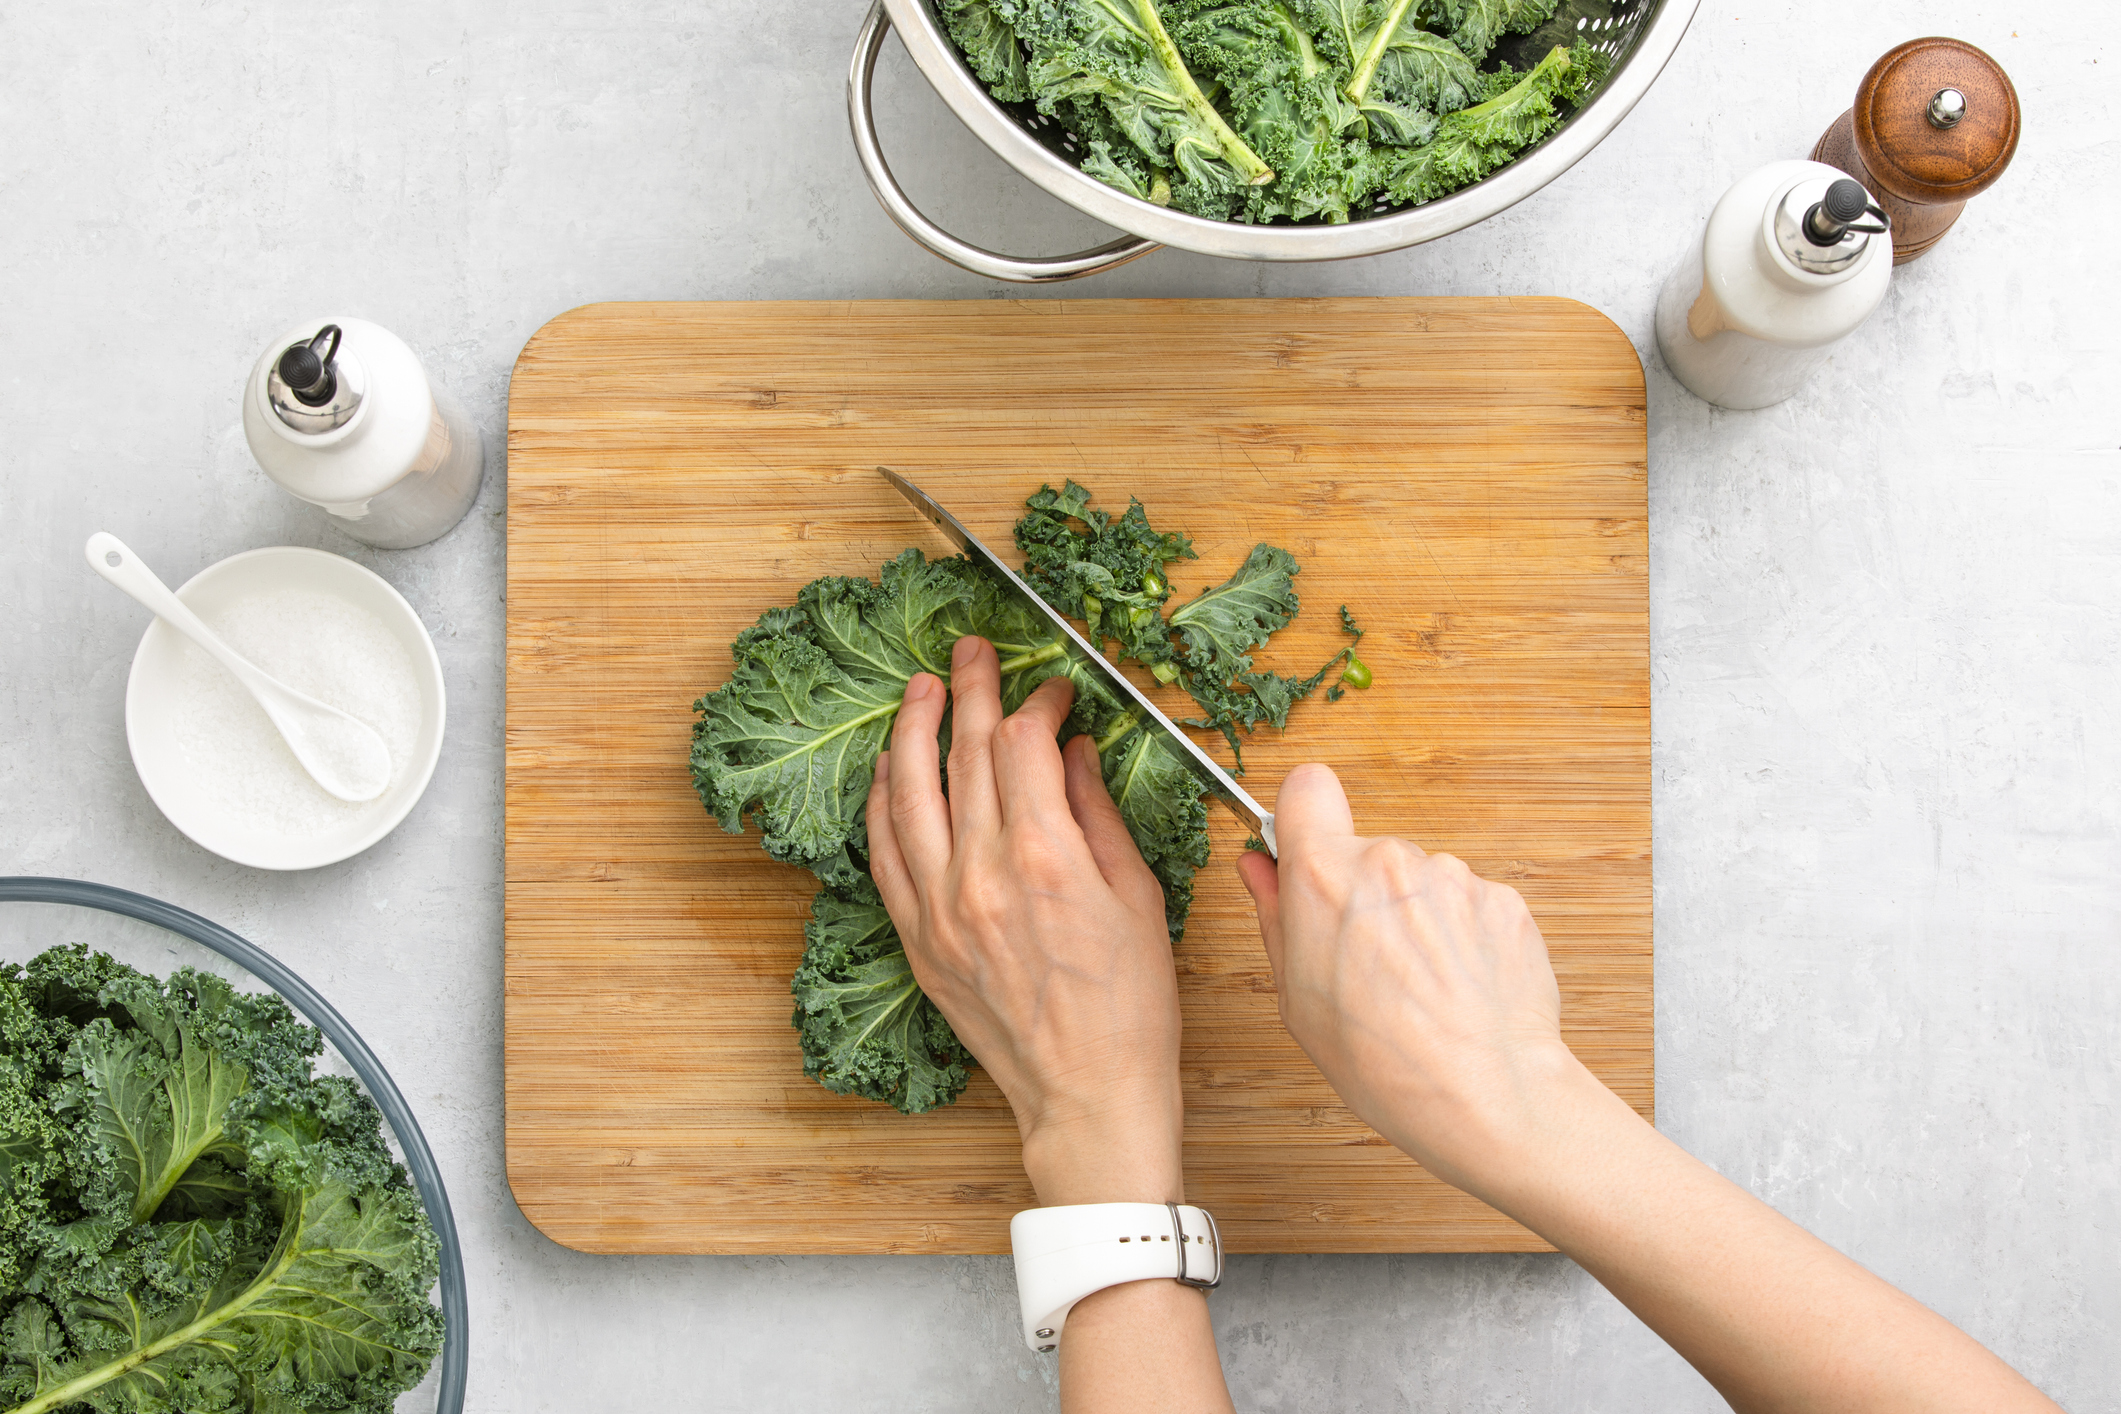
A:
1489,882,1537,930
993,713,1048,753
1426,850,1472,883
1364,837,1427,890
957,877,1014,936
887,778,930,824
1290,849,1343,898
1007,834,1072,888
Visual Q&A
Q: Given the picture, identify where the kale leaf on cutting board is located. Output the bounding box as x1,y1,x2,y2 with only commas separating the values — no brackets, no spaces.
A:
937,0,1607,225
689,482,1362,1114
0,946,442,1414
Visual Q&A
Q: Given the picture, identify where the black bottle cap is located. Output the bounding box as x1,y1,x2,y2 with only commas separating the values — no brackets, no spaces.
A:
277,325,342,407
1822,178,1869,223
1801,180,1889,247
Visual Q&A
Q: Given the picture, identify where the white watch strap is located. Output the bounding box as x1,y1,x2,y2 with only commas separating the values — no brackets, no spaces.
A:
1010,1201,1224,1351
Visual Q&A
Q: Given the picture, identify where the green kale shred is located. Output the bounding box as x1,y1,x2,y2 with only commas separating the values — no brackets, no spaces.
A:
0,947,442,1414
1015,479,1194,671
689,482,1363,1114
945,0,1610,224
1337,604,1374,688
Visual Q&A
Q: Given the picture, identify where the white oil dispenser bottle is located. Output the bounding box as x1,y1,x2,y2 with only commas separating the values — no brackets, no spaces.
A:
1654,160,1893,410
243,319,485,549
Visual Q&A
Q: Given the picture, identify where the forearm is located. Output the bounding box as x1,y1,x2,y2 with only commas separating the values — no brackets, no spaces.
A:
1444,1056,2058,1414
1060,1279,1232,1414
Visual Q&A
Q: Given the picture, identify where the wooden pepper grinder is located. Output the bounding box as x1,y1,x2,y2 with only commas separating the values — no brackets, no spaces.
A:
1811,36,2020,264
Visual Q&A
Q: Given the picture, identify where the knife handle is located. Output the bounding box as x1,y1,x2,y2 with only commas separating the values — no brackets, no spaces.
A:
1210,795,1277,860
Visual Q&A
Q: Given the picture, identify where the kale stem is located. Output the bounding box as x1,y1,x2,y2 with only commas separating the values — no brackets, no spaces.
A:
1094,710,1143,755
1459,43,1570,119
132,1058,245,1223
1345,0,1419,101
998,642,1066,675
1120,0,1275,185
9,1203,312,1414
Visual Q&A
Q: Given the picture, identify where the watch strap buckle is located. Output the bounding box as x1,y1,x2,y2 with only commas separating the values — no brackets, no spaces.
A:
1168,1201,1223,1289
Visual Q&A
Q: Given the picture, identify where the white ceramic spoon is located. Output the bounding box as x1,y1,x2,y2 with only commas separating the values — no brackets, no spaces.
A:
86,532,392,804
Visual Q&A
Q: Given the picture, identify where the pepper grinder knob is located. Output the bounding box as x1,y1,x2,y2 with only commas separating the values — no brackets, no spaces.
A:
1810,36,2020,264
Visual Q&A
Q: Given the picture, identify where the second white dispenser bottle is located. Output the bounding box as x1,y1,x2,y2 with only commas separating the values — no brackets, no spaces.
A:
1655,159,1894,410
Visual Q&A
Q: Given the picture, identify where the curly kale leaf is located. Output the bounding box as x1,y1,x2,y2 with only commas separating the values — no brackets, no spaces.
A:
792,879,975,1115
1379,40,1608,204
1170,543,1303,686
58,998,251,1228
1184,587,1368,761
1176,3,1384,223
1103,730,1213,937
15,1178,440,1414
1420,0,1558,60
1013,485,1308,759
1284,0,1475,146
1285,0,1368,66
941,0,1034,103
1014,486,1346,768
1350,12,1478,142
692,553,984,872
691,546,1135,880
1007,0,1274,216
1163,567,1373,766
0,950,122,1302
0,949,441,1414
1080,135,1166,203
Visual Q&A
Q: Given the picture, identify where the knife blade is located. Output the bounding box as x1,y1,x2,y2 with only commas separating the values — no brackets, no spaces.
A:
878,467,1277,859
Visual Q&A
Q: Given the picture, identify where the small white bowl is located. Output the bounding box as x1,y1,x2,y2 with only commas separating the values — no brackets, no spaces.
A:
124,546,446,870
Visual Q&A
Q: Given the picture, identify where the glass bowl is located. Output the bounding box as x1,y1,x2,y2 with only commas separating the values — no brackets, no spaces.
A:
0,877,467,1414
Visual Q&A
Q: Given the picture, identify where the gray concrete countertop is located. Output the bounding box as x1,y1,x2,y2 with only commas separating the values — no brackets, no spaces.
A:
2,2,2113,1409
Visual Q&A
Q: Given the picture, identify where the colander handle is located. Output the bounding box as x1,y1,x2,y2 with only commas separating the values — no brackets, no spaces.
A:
848,1,1159,284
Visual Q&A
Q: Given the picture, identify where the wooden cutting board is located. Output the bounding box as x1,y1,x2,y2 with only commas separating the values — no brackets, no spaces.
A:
505,298,1648,1255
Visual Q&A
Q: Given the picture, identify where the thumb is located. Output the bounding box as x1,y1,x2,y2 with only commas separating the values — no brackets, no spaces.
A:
1275,762,1355,854
1236,849,1285,981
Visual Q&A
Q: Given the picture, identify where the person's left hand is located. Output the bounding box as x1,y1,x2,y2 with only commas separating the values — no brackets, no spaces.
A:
866,634,1183,1206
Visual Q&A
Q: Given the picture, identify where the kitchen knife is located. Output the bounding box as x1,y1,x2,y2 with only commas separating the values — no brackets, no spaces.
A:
878,467,1277,859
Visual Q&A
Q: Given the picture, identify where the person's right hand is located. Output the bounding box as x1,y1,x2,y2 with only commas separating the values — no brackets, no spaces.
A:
1239,767,2068,1414
1235,764,1585,1202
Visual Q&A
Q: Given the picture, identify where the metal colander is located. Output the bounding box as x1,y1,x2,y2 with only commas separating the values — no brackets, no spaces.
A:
850,0,1699,281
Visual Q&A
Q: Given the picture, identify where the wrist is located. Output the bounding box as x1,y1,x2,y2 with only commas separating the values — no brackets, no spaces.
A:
1020,1107,1184,1207
1413,1043,1642,1214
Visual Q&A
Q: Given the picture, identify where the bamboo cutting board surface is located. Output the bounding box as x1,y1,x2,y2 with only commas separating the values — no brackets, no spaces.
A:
505,298,1648,1255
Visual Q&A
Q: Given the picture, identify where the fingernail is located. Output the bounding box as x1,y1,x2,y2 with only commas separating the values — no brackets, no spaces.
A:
905,675,933,702
952,635,980,668
874,750,891,782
